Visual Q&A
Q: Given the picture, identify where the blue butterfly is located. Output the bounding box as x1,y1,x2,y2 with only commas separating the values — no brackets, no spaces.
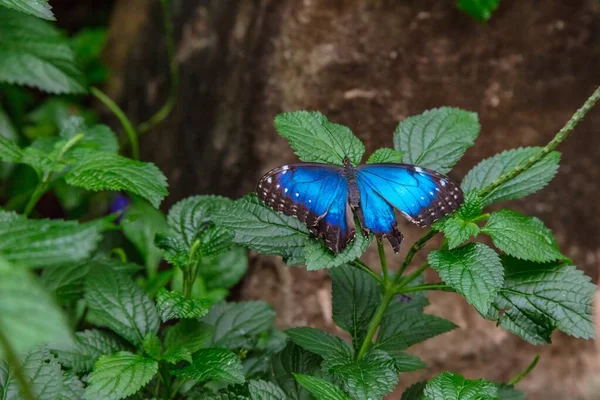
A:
257,158,463,253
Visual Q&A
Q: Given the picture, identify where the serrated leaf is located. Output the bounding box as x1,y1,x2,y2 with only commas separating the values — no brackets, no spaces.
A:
393,107,480,174
60,373,85,400
389,352,427,373
330,265,381,352
424,372,498,400
0,10,86,94
163,320,213,364
51,329,124,373
214,194,310,266
293,374,352,400
156,288,211,322
457,0,499,22
272,342,322,400
433,215,480,249
122,197,167,275
429,243,504,315
64,152,168,208
60,116,118,154
0,136,23,163
497,384,525,400
84,270,159,346
171,348,245,385
401,381,427,400
248,380,287,400
487,257,595,344
85,351,158,400
331,350,398,400
142,333,162,360
274,111,365,166
0,347,64,400
203,301,276,348
0,258,72,358
285,327,353,370
366,148,404,164
199,245,248,290
156,195,233,268
482,210,563,262
0,211,101,268
462,147,560,207
0,0,54,20
305,234,371,270
375,308,456,352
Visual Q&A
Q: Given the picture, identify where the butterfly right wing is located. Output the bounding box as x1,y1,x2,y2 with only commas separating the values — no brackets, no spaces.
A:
257,163,355,253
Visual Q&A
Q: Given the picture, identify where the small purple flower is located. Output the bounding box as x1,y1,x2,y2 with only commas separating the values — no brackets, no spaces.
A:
110,194,130,224
396,294,412,303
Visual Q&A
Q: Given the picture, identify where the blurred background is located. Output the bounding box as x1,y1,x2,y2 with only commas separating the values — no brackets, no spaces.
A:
7,0,600,398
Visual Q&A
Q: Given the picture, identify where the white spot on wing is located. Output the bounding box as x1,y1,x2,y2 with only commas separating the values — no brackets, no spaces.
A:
429,191,434,195
295,192,299,197
284,188,288,193
282,170,287,175
441,180,447,187
308,199,312,203
267,177,272,183
415,167,423,173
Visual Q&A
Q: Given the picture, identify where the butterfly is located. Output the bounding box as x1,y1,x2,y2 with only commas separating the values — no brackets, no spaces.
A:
256,157,464,253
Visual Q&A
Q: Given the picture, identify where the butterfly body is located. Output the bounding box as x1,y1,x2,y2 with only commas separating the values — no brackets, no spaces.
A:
257,158,463,253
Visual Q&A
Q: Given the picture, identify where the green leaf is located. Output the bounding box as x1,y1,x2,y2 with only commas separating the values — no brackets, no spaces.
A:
163,320,213,364
432,191,483,249
156,288,211,322
457,0,499,22
71,28,108,85
274,111,365,166
285,327,353,370
156,195,233,268
401,381,427,400
393,107,480,174
0,0,54,20
375,307,456,352
424,372,498,400
84,270,160,346
331,350,398,400
199,245,248,290
64,152,168,208
203,301,276,348
487,257,595,344
0,258,72,358
482,210,563,262
214,194,309,265
142,333,162,360
0,136,23,163
497,384,525,400
0,10,86,94
60,116,118,154
389,352,427,373
85,351,158,400
429,243,504,315
60,373,85,400
171,348,245,385
272,342,322,400
122,197,167,275
0,347,64,400
0,211,101,268
293,374,352,400
51,329,124,373
330,266,381,351
248,380,288,400
366,148,404,164
461,147,560,207
305,234,371,271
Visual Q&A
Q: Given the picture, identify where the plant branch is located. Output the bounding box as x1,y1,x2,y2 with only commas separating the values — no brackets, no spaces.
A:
350,259,383,285
377,239,389,284
509,354,540,385
397,262,430,288
480,85,600,198
0,329,36,400
356,288,395,360
90,87,140,160
138,0,179,134
394,230,437,282
395,282,451,294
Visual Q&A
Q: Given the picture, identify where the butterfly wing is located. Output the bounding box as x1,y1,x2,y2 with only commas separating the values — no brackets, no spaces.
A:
257,163,355,253
355,163,463,252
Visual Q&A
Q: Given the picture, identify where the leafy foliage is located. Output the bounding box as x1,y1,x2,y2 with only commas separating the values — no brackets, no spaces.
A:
429,243,504,315
171,348,245,385
271,342,321,400
286,327,353,369
394,107,480,173
293,374,352,400
366,148,404,164
0,10,86,93
424,372,498,400
163,320,213,364
462,147,560,206
0,0,54,20
248,380,288,400
432,190,483,249
51,329,124,373
156,288,211,322
457,0,500,22
274,111,365,166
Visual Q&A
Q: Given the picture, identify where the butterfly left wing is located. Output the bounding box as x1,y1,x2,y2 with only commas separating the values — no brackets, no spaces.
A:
355,163,463,252
257,163,355,253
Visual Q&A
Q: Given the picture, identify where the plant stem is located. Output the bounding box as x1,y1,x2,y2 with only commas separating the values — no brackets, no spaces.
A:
397,262,430,288
509,354,540,385
138,0,179,134
356,288,395,360
377,238,389,284
395,282,451,294
23,134,84,216
480,85,600,198
90,86,140,160
0,329,36,400
394,230,437,282
350,259,383,285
